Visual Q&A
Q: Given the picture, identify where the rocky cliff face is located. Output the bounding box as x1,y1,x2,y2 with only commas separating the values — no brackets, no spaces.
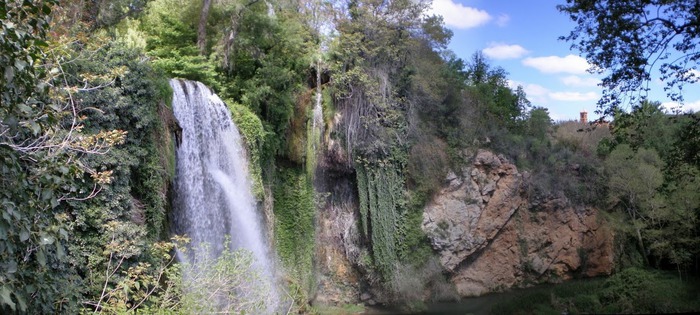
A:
312,134,363,306
422,150,614,296
312,147,614,304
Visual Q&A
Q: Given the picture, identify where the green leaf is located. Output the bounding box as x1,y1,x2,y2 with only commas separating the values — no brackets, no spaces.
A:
0,286,16,311
0,221,6,240
41,189,51,201
14,60,27,71
30,121,40,135
34,39,47,47
17,104,31,114
15,292,26,312
42,3,51,15
56,243,65,259
4,66,14,83
6,260,17,273
19,230,29,242
36,249,46,267
39,233,54,245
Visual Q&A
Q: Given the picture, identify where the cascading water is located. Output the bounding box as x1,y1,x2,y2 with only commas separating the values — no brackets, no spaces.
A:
169,79,279,312
312,58,323,133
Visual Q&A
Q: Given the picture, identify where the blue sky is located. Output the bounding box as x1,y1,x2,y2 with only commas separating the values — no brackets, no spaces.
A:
427,0,700,121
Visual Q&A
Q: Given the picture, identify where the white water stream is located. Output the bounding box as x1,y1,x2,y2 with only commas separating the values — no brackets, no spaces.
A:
169,79,279,312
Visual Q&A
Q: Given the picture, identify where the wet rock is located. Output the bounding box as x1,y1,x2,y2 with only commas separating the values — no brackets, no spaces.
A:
360,293,371,301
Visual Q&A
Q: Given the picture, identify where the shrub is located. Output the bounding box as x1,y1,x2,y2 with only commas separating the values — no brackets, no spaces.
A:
407,135,449,197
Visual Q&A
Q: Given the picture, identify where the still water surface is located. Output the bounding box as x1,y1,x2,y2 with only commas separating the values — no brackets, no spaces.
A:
363,280,597,315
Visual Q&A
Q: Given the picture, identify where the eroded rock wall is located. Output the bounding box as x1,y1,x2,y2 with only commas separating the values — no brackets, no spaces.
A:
423,150,614,296
312,133,363,305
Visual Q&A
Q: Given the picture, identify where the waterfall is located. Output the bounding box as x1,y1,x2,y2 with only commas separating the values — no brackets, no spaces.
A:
312,58,323,133
169,79,279,312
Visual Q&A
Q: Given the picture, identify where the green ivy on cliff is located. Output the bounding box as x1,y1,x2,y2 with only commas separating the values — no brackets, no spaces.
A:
356,159,405,279
273,166,316,294
228,102,266,200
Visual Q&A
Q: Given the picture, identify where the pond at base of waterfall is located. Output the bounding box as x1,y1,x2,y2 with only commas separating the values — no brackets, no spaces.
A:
363,278,607,315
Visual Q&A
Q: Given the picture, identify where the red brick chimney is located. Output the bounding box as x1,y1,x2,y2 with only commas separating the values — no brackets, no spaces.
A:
580,111,588,124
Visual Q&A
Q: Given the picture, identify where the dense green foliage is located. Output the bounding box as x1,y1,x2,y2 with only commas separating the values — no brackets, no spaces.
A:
139,0,313,161
1,1,176,312
599,102,700,270
228,102,265,198
356,161,404,277
142,0,219,88
62,42,176,313
491,268,700,314
273,167,316,295
1,1,71,311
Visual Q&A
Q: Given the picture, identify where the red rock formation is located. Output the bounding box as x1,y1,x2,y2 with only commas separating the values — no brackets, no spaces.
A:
423,150,614,296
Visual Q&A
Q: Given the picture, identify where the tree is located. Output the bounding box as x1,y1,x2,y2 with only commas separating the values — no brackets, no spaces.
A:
464,52,528,132
197,0,213,53
559,0,700,115
526,107,552,140
605,145,665,265
1,1,130,312
607,101,679,160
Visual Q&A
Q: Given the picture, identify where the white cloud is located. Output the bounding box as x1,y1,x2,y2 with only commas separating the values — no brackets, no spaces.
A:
428,0,491,29
509,80,550,104
496,14,510,27
509,80,601,104
548,111,567,122
549,91,599,101
524,84,550,98
561,75,599,87
506,79,521,90
676,68,700,82
661,100,700,113
522,55,591,74
483,43,529,59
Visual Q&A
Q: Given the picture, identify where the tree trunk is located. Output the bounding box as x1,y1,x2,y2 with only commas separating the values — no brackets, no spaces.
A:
223,25,238,72
197,0,212,54
635,226,649,265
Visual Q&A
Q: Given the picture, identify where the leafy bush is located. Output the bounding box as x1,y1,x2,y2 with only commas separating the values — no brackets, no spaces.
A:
597,267,700,313
85,236,272,314
407,135,449,197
